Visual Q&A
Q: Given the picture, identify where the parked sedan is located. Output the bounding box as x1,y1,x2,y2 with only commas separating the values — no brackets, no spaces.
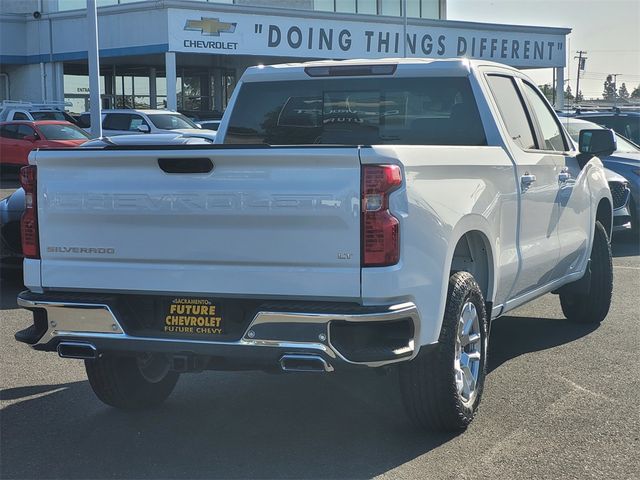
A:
197,120,221,132
560,117,640,235
0,120,90,168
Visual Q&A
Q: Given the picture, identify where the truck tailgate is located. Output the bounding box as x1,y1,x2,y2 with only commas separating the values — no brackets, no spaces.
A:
35,147,361,299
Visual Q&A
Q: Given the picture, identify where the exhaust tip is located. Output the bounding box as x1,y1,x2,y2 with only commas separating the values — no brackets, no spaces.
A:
57,342,97,360
280,354,333,373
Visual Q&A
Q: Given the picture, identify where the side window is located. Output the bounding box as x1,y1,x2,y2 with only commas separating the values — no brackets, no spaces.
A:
17,125,36,139
103,113,131,131
129,115,146,131
13,112,29,120
78,114,91,128
486,75,537,150
0,125,18,139
521,82,567,151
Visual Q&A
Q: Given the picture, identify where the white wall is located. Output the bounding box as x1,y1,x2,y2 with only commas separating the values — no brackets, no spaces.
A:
2,64,43,102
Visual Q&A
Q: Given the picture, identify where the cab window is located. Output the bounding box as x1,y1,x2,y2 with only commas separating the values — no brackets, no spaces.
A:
521,82,567,151
486,75,536,150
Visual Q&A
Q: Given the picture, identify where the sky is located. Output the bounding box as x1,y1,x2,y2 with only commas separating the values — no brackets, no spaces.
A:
447,0,640,99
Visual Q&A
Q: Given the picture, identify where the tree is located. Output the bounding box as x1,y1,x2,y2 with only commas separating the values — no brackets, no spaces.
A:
602,75,617,100
575,90,584,102
564,85,574,100
618,83,630,100
632,84,640,99
538,84,554,102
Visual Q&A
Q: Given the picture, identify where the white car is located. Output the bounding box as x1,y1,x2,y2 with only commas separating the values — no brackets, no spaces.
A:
79,109,206,136
197,120,221,132
16,58,615,432
0,101,77,123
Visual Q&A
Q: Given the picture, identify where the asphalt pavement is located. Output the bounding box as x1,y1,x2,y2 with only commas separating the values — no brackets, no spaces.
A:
0,174,639,479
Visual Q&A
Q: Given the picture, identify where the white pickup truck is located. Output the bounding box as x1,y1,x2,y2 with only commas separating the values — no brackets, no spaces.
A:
16,59,616,432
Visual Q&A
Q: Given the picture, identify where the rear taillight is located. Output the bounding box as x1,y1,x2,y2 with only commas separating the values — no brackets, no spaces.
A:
362,164,402,267
20,165,39,259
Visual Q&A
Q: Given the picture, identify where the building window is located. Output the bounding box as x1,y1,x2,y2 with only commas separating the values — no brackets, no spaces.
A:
379,0,400,16
357,0,377,14
314,0,335,11
336,0,356,13
313,0,440,18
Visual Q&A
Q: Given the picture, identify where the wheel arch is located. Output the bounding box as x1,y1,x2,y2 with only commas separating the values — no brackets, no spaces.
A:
595,196,613,240
449,229,495,304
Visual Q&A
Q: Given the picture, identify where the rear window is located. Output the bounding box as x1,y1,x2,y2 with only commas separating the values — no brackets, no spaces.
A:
580,115,640,145
224,77,486,146
148,114,197,130
38,123,91,140
31,111,66,121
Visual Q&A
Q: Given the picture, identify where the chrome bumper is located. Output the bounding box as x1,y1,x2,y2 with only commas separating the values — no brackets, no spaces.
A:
17,293,421,368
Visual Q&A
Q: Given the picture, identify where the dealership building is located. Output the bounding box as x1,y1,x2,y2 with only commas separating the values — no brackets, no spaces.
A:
0,0,570,117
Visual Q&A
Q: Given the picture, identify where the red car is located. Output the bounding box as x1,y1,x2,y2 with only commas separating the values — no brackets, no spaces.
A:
0,120,90,167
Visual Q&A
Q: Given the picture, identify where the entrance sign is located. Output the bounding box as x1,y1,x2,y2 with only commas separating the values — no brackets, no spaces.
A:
168,9,566,68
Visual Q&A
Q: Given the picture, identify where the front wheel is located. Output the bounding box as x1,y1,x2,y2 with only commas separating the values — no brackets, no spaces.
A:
399,271,488,431
559,220,613,324
85,353,179,410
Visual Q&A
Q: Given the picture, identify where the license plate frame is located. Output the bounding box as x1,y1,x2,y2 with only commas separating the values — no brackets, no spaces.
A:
162,297,224,336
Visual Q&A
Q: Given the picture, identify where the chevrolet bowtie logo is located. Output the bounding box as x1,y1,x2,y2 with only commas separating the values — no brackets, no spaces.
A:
184,17,237,36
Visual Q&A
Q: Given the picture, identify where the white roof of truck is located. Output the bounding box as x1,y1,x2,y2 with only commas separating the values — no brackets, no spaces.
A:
242,58,518,82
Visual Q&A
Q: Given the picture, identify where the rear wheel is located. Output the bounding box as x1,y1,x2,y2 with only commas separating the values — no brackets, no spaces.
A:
399,271,488,431
560,220,613,324
85,353,179,410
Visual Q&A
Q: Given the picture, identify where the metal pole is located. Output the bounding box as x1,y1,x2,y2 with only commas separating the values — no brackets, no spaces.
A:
574,50,586,107
165,52,177,111
402,0,408,57
555,67,565,110
87,0,102,137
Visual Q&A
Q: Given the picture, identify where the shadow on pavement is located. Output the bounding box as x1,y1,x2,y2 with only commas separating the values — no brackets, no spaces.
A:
612,233,640,257
487,315,599,373
0,383,84,401
0,278,22,310
0,370,455,479
0,311,603,479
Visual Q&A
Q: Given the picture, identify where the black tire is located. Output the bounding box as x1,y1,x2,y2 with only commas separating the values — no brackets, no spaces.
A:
560,220,613,324
85,354,179,410
399,271,488,432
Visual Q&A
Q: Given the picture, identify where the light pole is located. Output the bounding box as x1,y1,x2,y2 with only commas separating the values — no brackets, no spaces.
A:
402,0,408,57
87,0,102,138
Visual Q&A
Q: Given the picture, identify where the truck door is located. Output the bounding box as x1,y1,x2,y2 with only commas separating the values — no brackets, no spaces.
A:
485,74,561,299
519,80,591,279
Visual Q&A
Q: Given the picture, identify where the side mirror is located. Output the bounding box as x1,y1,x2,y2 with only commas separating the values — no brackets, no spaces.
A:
24,135,37,142
136,124,151,133
577,129,616,169
578,129,616,157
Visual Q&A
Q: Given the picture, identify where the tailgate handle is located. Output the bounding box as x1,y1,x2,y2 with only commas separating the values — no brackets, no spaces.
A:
158,158,213,174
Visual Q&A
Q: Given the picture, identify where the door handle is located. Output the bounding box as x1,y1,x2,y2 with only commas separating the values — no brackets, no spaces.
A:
520,172,536,189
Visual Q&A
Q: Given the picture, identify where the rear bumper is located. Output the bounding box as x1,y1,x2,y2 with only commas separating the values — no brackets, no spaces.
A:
16,291,422,370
